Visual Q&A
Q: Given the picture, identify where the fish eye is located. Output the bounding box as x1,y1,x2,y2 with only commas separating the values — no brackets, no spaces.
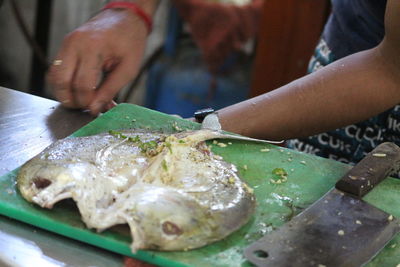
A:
161,221,183,236
32,177,52,189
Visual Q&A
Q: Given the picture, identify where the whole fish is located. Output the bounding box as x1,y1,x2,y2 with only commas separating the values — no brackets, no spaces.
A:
17,129,256,252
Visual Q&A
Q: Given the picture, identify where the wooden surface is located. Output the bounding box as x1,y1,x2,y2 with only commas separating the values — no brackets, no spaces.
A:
0,87,123,267
250,0,330,97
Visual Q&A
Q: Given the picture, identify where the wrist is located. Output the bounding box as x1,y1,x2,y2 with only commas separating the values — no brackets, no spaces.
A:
103,1,159,34
194,108,215,123
194,108,222,131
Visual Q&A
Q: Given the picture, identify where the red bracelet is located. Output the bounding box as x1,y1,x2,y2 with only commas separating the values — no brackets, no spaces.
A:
102,2,153,34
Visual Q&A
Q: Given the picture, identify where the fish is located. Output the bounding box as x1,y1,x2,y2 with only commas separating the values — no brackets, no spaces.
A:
17,129,256,252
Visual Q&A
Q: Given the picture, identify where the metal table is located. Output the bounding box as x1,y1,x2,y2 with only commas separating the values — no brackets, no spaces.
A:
0,87,124,267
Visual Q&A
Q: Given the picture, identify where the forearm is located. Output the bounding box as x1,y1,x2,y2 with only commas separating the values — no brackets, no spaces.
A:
218,0,400,141
218,45,400,140
99,0,160,34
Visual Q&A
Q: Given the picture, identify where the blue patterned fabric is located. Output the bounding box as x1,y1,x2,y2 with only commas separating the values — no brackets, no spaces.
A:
323,0,386,59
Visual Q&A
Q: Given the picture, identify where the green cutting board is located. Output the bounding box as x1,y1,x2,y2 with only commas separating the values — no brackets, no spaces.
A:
1,103,400,267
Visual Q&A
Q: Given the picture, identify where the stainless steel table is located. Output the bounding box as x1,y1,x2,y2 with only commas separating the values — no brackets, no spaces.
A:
0,87,123,267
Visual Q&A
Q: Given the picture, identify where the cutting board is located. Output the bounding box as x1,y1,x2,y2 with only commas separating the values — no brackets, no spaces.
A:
1,103,400,267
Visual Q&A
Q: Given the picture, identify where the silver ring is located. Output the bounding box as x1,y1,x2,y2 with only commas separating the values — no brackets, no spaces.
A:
53,59,63,66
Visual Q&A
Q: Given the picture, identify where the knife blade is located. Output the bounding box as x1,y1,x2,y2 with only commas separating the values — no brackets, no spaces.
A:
244,142,400,267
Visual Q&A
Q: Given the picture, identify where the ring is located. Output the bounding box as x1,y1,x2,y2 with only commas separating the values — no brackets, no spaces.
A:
53,59,63,66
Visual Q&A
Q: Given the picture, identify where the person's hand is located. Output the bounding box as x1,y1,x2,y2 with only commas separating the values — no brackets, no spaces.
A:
172,0,263,72
47,9,148,115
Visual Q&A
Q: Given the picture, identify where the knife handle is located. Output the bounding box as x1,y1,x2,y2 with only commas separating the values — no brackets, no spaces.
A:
335,142,400,198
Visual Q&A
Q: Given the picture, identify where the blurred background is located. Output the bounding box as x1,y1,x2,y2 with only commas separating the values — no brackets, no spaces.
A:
0,0,330,117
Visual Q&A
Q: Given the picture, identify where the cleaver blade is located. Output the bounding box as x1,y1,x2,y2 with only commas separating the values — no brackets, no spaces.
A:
244,142,400,267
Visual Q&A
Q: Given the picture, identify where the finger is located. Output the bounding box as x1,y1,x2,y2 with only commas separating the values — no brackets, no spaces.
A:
47,47,79,108
72,55,102,108
104,100,117,111
89,61,136,115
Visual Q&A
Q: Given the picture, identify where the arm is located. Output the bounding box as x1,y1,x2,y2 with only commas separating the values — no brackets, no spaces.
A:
47,0,159,115
218,0,400,141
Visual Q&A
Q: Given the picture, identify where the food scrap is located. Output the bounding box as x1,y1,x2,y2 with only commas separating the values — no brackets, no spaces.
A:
270,168,288,184
217,142,227,148
243,183,254,194
172,121,183,131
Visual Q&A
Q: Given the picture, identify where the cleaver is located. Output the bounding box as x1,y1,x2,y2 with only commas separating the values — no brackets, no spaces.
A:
244,142,400,267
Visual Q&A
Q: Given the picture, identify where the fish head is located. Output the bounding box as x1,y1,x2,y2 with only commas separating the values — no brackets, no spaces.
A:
17,158,94,208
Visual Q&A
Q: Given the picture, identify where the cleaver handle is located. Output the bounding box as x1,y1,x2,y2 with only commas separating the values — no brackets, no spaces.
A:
336,142,400,197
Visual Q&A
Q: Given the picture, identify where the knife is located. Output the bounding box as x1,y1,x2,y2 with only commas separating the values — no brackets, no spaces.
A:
244,142,400,267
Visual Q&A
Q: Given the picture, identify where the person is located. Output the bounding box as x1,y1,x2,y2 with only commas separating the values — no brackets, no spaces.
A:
285,0,393,164
48,0,400,167
47,0,261,113
47,0,159,114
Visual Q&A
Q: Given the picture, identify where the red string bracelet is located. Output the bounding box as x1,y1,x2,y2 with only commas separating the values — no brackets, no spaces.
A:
102,2,153,34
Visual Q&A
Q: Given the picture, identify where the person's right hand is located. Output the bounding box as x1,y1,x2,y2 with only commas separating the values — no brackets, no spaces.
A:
47,8,148,115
